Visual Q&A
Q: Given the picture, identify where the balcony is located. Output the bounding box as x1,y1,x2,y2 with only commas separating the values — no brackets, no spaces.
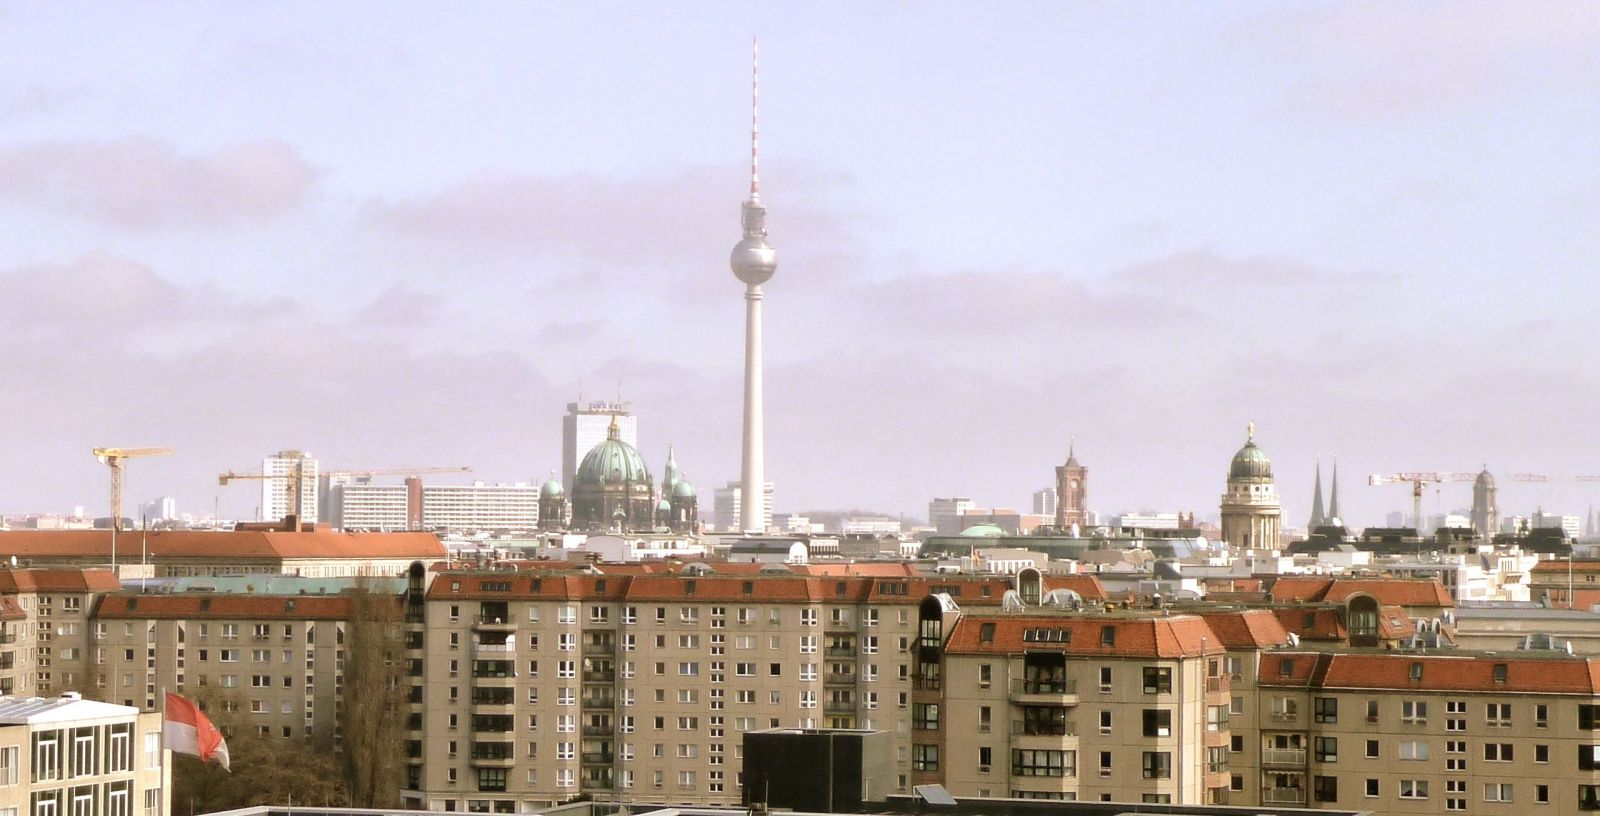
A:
582,670,615,683
825,700,856,714
1269,710,1299,723
1261,748,1307,767
0,632,17,644
824,672,857,686
581,724,614,737
583,641,616,655
470,691,514,707
1206,676,1230,693
473,641,515,655
825,646,856,659
1010,678,1079,706
1012,720,1077,738
581,695,615,709
469,745,515,766
473,615,515,630
581,752,614,765
1261,787,1306,805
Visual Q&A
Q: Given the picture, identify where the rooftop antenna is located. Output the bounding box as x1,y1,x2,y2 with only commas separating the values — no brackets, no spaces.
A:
750,37,760,200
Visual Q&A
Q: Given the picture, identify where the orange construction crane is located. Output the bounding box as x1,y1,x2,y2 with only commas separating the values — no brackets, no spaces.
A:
92,446,174,571
1368,472,1477,530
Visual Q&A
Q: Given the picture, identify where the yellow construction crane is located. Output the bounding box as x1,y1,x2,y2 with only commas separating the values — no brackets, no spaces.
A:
92,446,173,571
1367,472,1476,530
219,462,471,528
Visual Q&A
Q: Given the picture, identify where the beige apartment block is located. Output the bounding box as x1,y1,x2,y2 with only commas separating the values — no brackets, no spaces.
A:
89,595,355,744
913,598,1236,805
399,570,1075,812
0,531,444,579
0,694,169,816
0,571,123,699
1259,650,1600,815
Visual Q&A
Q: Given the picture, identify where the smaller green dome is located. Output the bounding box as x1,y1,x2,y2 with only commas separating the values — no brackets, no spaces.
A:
540,474,564,498
1230,441,1272,479
656,498,672,512
672,479,696,499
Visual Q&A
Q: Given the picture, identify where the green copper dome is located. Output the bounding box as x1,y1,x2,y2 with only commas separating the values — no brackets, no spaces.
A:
672,479,696,499
540,474,564,498
575,420,652,487
1230,441,1272,479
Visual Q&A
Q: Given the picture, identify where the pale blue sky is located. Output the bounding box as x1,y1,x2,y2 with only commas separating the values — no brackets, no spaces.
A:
1,2,1597,526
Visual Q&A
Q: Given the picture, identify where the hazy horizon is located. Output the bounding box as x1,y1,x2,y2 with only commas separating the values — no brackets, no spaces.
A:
1,2,1598,527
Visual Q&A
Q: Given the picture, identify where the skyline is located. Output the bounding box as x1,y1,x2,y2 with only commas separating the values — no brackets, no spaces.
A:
1,3,1598,524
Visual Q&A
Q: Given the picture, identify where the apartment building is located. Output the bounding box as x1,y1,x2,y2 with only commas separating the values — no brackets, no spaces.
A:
1258,650,1600,814
0,571,123,698
401,570,1052,812
912,599,1234,805
0,693,168,816
90,595,357,743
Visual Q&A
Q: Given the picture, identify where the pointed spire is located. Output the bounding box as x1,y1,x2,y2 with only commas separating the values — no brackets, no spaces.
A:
1065,437,1079,467
749,37,761,200
1308,457,1326,530
1328,455,1342,521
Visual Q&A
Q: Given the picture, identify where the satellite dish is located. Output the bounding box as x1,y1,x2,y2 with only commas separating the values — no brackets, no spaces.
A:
8,556,15,567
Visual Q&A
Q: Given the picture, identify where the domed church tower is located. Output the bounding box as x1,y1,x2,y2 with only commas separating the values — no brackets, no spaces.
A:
539,473,566,530
1220,423,1282,549
570,417,656,531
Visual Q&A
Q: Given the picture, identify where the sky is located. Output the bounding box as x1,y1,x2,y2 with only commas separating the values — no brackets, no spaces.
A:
1,1,1598,527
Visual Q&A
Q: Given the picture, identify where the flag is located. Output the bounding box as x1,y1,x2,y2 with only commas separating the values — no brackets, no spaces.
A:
163,691,231,772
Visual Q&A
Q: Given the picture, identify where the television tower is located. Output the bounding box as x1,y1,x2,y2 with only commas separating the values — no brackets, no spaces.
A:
730,38,777,533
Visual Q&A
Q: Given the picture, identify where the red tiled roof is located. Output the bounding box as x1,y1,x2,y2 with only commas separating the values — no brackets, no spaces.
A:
0,530,445,560
796,563,920,578
1531,559,1600,575
1041,574,1110,601
1273,607,1348,641
93,593,369,620
943,613,1225,658
1196,609,1292,649
1268,576,1452,607
0,568,121,593
1262,651,1600,695
0,597,25,620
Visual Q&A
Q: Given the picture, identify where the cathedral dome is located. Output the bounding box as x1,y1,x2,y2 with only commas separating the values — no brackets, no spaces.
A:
1229,440,1273,480
656,498,672,513
672,479,696,499
540,475,564,499
1476,468,1495,488
575,421,652,488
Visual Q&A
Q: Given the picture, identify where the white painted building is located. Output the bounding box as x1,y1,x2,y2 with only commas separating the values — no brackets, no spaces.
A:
562,401,637,491
0,693,169,816
261,450,318,523
329,482,540,532
713,482,774,532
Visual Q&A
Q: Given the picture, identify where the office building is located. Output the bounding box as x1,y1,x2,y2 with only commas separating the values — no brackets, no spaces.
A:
714,482,774,533
262,450,318,523
928,499,976,537
0,693,169,816
562,402,637,493
1031,489,1057,518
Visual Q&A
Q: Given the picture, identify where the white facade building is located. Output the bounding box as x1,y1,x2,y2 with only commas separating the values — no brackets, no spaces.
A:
422,483,539,532
1031,488,1057,517
261,450,318,523
331,483,409,530
0,693,169,816
561,402,637,491
713,482,774,532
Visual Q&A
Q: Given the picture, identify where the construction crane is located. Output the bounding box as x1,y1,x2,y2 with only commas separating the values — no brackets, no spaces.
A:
92,446,174,570
1368,472,1477,530
218,462,470,528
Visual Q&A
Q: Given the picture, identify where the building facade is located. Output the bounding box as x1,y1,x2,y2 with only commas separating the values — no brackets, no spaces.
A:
562,403,637,495
262,450,319,524
1220,427,1281,550
1054,447,1088,530
0,694,169,816
713,484,774,534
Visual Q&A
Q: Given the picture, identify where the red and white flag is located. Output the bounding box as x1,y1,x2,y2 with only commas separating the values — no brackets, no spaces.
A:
163,692,231,772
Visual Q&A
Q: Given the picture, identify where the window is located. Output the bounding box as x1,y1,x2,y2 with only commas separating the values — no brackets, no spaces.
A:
978,746,991,773
1314,696,1338,723
1536,743,1549,763
1484,782,1514,803
1142,667,1172,694
1581,745,1600,771
0,746,15,785
1098,710,1112,734
1365,778,1380,797
1365,739,1379,759
912,744,939,772
1142,709,1171,737
1011,749,1072,777
1402,700,1427,723
1483,743,1513,762
978,664,991,688
912,703,940,731
1314,736,1338,763
1581,704,1600,730
1486,702,1511,726
1582,785,1600,811
1098,667,1112,691
1399,740,1430,760
1314,775,1338,802
1400,779,1429,799
1141,751,1171,779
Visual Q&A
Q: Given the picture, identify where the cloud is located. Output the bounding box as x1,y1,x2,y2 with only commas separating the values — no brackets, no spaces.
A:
352,285,445,329
0,138,316,228
0,85,88,122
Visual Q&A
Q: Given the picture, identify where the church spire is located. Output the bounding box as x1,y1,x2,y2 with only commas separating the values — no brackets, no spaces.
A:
1308,458,1326,529
1328,455,1342,522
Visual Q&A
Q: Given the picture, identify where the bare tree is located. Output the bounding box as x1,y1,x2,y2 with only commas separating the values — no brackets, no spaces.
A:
338,577,407,807
171,687,347,815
